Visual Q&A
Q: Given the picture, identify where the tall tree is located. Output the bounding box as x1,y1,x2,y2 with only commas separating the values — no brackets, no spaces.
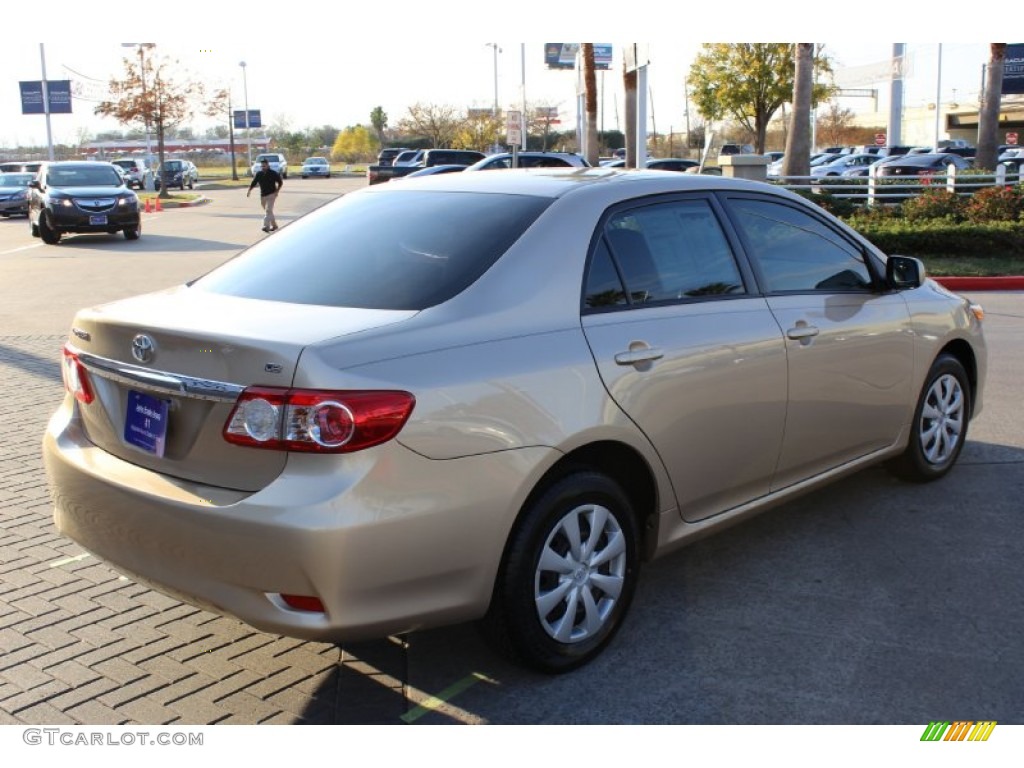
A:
95,52,204,198
582,44,599,165
782,44,815,178
975,44,1007,171
370,106,388,146
816,101,857,149
688,43,832,154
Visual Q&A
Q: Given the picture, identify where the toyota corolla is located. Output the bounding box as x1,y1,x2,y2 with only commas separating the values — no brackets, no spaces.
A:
43,169,986,673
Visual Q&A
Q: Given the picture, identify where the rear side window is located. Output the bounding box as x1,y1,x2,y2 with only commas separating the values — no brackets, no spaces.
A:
588,198,745,306
193,190,552,310
728,198,873,293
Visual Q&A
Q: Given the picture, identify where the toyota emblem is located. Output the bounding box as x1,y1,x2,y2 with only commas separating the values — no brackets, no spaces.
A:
131,334,156,364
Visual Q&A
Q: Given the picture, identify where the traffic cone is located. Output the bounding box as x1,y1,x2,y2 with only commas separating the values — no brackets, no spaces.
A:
144,197,152,213
155,196,163,212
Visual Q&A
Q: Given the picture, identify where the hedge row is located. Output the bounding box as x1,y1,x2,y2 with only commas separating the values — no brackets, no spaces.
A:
842,218,1024,258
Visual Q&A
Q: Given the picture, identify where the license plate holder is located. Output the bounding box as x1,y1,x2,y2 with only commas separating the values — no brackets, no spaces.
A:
89,215,108,225
124,390,169,456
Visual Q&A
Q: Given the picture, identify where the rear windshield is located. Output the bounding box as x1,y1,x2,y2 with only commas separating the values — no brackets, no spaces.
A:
192,190,552,310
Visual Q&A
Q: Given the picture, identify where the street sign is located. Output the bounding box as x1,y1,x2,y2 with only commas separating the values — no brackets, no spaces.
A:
875,133,887,146
233,109,262,129
1007,132,1019,146
506,110,522,147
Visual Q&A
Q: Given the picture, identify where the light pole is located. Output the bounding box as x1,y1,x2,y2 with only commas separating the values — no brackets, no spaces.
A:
122,43,155,189
486,43,501,117
240,60,251,173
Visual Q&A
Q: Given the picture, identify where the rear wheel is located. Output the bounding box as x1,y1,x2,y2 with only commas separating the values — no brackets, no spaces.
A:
39,212,60,244
887,354,971,482
481,470,640,673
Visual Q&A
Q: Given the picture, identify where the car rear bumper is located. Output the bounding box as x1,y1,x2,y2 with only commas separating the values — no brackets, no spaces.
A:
43,400,547,642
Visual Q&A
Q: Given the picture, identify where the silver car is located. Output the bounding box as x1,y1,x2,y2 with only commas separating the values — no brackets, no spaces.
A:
43,170,987,673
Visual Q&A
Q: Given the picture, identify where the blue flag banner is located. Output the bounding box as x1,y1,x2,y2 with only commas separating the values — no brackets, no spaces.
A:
20,80,72,114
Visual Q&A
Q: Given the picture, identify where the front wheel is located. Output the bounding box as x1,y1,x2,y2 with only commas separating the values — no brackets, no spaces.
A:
887,354,971,482
39,212,60,244
123,222,141,240
480,471,640,673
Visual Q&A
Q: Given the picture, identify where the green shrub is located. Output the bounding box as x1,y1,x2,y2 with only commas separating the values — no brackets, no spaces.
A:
900,189,965,222
962,186,1024,223
846,218,1024,257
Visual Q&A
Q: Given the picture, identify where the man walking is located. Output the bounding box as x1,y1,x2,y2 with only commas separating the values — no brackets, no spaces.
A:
247,158,284,232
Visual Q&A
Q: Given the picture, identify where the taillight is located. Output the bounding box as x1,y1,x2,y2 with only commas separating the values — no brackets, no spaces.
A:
223,387,415,453
61,345,94,404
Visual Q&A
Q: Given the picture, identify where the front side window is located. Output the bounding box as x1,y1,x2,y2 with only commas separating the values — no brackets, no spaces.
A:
728,198,873,293
588,198,745,307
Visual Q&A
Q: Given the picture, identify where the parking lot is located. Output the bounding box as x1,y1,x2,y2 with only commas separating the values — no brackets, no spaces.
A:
1,177,1022,725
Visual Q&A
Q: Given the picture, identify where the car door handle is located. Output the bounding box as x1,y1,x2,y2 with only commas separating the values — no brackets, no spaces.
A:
614,347,665,366
786,324,820,340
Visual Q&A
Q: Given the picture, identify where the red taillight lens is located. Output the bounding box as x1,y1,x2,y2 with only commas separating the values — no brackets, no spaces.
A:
61,346,94,404
223,387,415,453
280,594,325,613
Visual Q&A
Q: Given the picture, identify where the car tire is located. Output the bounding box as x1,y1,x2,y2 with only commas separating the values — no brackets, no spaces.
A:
123,223,141,241
887,354,971,483
480,470,640,674
39,212,60,244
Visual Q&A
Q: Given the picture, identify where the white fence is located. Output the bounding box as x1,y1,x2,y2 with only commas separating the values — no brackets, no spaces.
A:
773,165,1022,206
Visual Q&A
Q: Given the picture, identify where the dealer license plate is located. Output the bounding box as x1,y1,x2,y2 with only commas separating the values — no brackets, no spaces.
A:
124,390,169,456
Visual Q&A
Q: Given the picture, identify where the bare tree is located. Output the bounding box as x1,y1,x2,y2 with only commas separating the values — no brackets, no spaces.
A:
96,52,204,198
582,44,599,166
782,44,814,178
975,44,1007,171
398,103,462,148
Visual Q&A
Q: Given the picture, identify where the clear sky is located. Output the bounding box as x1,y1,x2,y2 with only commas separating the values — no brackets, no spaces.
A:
0,4,1003,149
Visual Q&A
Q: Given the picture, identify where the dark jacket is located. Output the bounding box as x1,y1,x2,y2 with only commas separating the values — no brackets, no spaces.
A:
249,169,283,197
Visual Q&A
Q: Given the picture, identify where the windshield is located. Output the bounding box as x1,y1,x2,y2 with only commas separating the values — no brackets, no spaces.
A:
305,158,326,164
192,190,552,310
163,161,183,171
0,173,33,187
46,166,123,187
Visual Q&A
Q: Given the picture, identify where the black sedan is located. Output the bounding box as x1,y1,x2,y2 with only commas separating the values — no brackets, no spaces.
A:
874,153,973,178
28,162,141,244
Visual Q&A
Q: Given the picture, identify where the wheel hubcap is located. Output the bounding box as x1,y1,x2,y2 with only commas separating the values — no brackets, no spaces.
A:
534,503,627,644
919,373,964,465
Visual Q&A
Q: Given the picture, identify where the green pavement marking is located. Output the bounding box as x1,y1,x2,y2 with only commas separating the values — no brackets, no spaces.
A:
49,553,92,568
400,672,495,723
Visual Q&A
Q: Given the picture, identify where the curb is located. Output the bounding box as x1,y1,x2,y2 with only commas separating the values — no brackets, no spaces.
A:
933,276,1024,291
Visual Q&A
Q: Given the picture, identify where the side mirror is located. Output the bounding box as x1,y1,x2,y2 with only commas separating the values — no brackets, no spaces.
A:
886,255,924,290
29,180,41,190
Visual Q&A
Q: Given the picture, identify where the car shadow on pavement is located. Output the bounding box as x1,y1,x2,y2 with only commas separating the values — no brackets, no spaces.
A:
34,232,246,253
299,442,1024,725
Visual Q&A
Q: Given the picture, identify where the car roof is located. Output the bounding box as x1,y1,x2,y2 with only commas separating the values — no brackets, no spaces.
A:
361,166,805,202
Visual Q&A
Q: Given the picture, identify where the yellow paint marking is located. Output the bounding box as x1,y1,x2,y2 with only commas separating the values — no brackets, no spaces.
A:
49,553,92,568
400,672,495,723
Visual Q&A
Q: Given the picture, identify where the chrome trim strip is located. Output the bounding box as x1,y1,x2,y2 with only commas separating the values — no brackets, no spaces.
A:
75,350,244,403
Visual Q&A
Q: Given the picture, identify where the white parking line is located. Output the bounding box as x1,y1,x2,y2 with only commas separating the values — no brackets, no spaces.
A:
0,243,44,255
